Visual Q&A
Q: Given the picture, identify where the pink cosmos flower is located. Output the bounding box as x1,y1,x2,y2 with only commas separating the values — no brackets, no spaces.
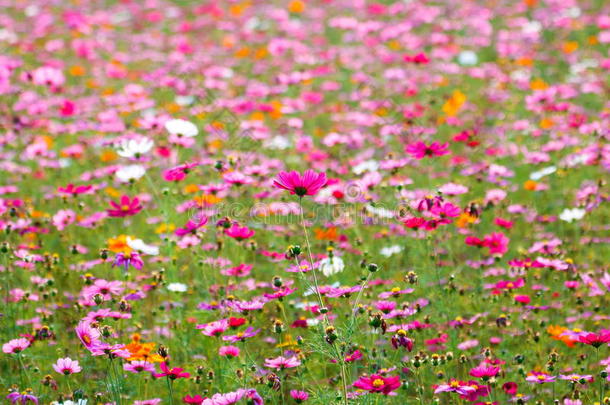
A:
107,195,143,217
124,361,156,374
406,141,449,159
175,215,208,236
6,392,39,405
526,371,556,384
57,183,93,196
222,327,260,343
152,362,190,379
578,332,610,348
353,374,401,395
290,390,309,403
75,320,102,350
2,337,31,354
273,169,327,197
53,357,82,375
224,224,255,241
52,209,76,231
196,319,230,337
264,356,301,369
218,345,240,358
483,232,509,256
469,364,500,380
112,251,144,271
434,380,477,396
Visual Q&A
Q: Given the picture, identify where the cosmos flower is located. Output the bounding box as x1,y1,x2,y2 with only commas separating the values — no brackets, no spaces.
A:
318,256,345,277
353,374,401,395
224,223,255,241
165,118,198,137
559,208,586,222
112,251,144,271
405,141,449,159
52,357,82,375
222,327,261,343
75,321,102,350
2,338,31,354
264,356,301,369
116,165,146,182
273,170,327,197
117,138,154,159
107,195,143,217
578,332,610,348
434,380,477,396
290,390,309,403
525,371,556,384
152,362,190,379
7,391,39,405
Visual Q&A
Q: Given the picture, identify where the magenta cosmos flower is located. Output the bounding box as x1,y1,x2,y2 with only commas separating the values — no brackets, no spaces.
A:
405,141,449,159
273,169,327,197
290,390,309,403
579,332,610,348
152,362,190,379
107,195,143,217
353,374,401,395
264,356,301,369
2,337,31,354
224,223,255,241
53,357,82,375
469,364,500,380
7,391,39,405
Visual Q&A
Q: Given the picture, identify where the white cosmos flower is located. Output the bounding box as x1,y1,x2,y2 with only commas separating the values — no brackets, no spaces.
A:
167,283,187,292
318,257,345,277
529,166,556,181
458,50,478,66
380,245,403,257
165,119,198,137
117,138,154,158
116,165,146,182
352,160,379,175
559,208,586,223
127,237,159,255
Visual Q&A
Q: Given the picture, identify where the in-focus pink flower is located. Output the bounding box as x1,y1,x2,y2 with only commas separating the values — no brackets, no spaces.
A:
353,374,401,395
273,169,327,197
107,195,143,217
264,355,301,369
53,357,82,375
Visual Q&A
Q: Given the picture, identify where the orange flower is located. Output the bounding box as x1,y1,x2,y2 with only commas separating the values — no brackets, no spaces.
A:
193,194,222,207
288,0,305,13
314,227,338,241
455,212,477,228
107,235,132,254
124,334,164,362
547,325,576,347
523,180,538,191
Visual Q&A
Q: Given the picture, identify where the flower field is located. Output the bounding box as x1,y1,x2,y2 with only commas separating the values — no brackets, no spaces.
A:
1,0,609,404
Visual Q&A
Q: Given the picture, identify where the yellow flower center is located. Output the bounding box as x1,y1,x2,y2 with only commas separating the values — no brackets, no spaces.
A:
372,379,384,388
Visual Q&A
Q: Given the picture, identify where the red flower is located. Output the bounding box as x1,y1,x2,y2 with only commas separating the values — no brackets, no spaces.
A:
107,195,143,217
229,317,246,328
273,169,327,197
353,374,401,395
502,381,518,395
